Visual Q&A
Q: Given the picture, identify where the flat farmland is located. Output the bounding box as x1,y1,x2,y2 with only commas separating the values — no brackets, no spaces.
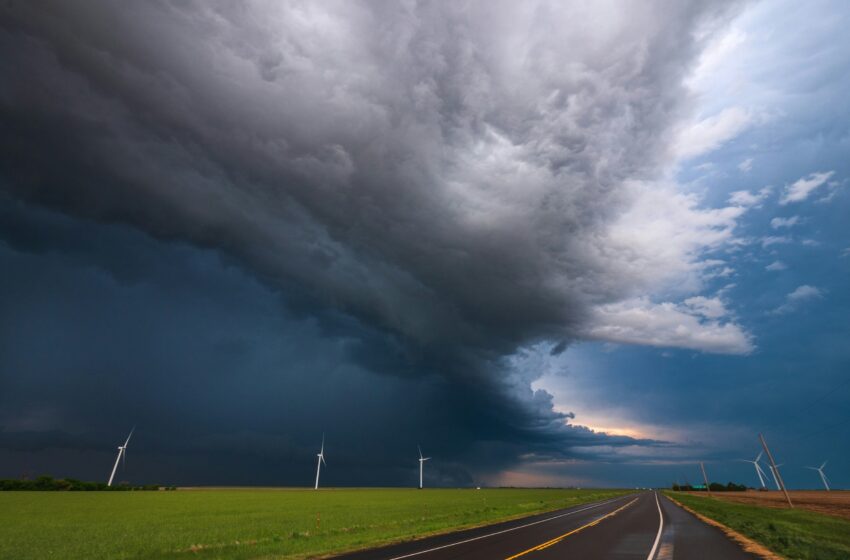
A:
0,487,629,560
685,490,850,520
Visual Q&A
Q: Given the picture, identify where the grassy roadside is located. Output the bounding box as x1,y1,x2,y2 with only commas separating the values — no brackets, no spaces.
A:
0,487,629,560
666,491,850,560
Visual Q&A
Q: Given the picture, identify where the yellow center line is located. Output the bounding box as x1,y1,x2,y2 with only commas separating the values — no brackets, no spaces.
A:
504,497,639,559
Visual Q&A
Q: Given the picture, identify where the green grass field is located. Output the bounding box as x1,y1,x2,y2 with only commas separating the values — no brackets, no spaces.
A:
0,487,629,560
667,492,850,560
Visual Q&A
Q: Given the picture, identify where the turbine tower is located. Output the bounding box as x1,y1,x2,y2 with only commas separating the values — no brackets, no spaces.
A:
739,451,768,489
107,427,135,487
805,461,830,491
314,434,326,490
418,445,431,489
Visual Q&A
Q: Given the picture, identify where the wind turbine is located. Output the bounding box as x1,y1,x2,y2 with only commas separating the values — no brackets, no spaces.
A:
314,434,326,490
739,451,768,489
107,426,135,487
805,461,830,491
418,446,431,489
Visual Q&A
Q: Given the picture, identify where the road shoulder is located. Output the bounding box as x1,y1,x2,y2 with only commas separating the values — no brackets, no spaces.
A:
663,494,783,560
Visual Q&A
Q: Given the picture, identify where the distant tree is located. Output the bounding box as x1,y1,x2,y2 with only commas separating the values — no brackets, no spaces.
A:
672,481,746,492
0,475,165,491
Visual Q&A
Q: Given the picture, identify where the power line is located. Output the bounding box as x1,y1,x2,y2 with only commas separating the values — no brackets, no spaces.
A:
759,375,850,435
782,413,850,445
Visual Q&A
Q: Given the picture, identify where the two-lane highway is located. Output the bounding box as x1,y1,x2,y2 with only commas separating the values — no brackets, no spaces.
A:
334,492,759,559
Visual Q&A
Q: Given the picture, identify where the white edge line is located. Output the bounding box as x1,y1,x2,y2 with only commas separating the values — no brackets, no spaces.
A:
385,494,633,560
646,491,664,560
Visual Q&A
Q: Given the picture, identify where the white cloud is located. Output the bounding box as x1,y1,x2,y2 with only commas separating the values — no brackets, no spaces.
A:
674,107,755,161
801,239,820,247
596,180,747,299
780,171,835,204
816,180,843,204
788,285,822,301
761,235,791,248
683,296,728,319
770,285,824,315
717,283,737,297
770,216,800,229
586,296,753,355
728,186,771,207
842,248,850,258
577,181,759,356
765,260,787,271
687,26,747,93
738,157,753,172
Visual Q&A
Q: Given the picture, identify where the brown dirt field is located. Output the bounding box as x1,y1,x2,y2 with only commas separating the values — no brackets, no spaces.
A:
684,490,850,520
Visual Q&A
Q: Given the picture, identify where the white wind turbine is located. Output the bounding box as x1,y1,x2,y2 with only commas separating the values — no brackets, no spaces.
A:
314,434,326,490
418,445,430,489
107,427,135,487
739,451,768,489
805,461,830,491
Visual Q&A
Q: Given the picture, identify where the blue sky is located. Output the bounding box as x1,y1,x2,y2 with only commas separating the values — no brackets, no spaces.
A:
0,0,848,488
533,0,850,488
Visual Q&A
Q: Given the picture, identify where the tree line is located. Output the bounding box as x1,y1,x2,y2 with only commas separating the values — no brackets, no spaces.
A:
0,475,175,491
671,481,748,492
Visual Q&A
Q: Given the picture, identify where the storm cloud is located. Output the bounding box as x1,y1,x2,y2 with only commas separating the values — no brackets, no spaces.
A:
0,1,749,485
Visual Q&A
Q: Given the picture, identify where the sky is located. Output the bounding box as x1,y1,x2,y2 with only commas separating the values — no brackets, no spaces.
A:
0,0,848,489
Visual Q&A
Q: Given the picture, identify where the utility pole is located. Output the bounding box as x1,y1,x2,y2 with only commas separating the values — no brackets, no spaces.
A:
759,433,793,508
700,462,712,496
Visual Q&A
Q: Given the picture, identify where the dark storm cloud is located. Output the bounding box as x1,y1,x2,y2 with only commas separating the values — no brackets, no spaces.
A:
0,1,741,483
0,200,661,485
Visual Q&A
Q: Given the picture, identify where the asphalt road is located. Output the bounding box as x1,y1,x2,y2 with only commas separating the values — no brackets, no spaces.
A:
334,492,758,560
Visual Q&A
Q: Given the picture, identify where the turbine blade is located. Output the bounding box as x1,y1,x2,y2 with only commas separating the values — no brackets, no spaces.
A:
756,451,763,462
124,426,136,447
418,445,423,460
821,460,828,470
